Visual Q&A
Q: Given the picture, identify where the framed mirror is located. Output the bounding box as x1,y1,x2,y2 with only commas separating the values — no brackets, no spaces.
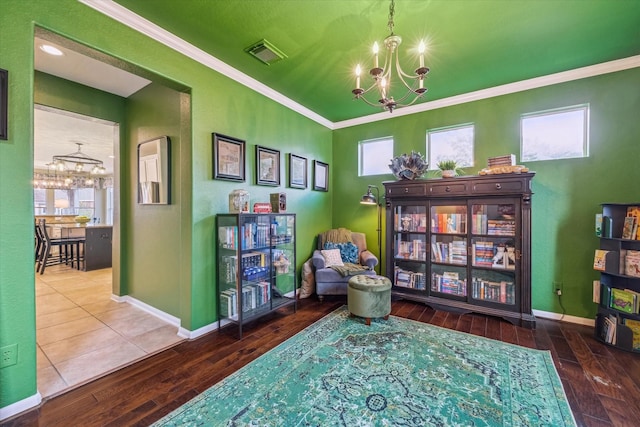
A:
138,136,171,204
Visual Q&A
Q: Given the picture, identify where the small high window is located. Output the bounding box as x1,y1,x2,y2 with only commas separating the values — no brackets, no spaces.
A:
427,124,474,169
359,137,394,176
521,105,589,161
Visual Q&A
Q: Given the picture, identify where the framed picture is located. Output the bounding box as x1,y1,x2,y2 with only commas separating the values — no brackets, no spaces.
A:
0,69,7,140
256,145,280,186
213,133,245,181
313,160,329,191
288,153,307,189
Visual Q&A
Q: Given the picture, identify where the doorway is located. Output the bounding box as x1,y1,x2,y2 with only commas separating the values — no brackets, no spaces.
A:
33,29,188,399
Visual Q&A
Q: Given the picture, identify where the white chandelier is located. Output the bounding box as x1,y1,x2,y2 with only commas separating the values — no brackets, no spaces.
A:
352,0,430,113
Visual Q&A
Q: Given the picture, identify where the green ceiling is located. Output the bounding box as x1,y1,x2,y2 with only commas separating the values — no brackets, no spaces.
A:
113,0,640,123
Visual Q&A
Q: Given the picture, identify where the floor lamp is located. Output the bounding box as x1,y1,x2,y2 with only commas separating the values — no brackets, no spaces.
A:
360,185,382,274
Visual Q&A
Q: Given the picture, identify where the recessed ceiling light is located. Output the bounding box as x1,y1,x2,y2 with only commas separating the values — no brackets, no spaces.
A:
39,44,64,56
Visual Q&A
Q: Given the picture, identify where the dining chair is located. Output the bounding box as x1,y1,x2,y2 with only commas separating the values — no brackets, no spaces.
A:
36,219,85,274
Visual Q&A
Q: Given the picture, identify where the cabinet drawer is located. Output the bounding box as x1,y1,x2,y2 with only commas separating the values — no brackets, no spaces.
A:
472,177,527,194
427,181,469,195
386,184,426,197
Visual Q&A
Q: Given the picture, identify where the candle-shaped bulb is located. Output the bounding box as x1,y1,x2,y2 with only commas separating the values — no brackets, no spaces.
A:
355,64,361,89
418,41,425,68
373,42,379,68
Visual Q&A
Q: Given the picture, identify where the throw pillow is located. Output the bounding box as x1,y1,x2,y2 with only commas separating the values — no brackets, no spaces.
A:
299,258,315,299
321,248,344,267
324,241,359,264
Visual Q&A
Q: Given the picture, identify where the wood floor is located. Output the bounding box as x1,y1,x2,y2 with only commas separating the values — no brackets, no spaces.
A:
5,298,640,427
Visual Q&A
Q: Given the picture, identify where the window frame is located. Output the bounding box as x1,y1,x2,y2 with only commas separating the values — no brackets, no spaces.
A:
358,136,394,177
426,123,475,170
520,104,590,162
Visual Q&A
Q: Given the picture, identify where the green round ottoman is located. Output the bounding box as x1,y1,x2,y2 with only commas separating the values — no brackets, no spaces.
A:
347,275,392,325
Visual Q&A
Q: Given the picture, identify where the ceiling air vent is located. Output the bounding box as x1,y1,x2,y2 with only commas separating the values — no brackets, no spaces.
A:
245,39,287,65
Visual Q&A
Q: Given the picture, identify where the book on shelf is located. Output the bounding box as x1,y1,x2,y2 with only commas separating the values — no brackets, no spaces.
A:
625,251,640,277
472,241,494,267
431,213,466,234
471,277,515,304
624,318,640,350
601,314,618,345
395,212,427,232
431,240,466,264
593,249,609,271
486,219,515,236
220,288,238,318
622,216,638,240
595,213,603,237
431,271,467,296
593,280,601,303
626,206,640,240
609,288,638,314
472,214,488,234
394,266,426,290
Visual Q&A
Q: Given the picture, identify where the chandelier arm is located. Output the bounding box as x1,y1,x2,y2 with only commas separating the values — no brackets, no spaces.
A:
393,54,419,92
355,93,388,108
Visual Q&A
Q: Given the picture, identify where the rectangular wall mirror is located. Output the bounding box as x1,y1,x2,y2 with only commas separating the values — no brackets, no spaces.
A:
138,136,171,204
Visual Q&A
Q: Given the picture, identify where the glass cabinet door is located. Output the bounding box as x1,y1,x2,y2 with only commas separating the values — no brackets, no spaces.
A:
430,204,468,298
470,202,519,307
271,214,296,308
392,205,427,290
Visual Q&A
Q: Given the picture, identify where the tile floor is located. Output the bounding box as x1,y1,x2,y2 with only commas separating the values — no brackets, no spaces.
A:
36,264,184,399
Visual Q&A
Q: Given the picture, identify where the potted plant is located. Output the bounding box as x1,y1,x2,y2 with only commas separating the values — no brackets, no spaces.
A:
436,160,464,178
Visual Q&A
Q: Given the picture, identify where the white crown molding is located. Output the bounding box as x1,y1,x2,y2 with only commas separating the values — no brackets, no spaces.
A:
334,55,640,129
79,0,333,129
80,1,639,132
0,392,42,422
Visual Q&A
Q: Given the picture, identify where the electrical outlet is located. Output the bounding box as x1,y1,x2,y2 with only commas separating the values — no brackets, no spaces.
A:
0,343,18,368
552,281,563,294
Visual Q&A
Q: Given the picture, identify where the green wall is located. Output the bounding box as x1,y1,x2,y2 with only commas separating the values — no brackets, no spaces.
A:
2,0,637,416
124,82,189,318
0,0,332,411
333,67,640,320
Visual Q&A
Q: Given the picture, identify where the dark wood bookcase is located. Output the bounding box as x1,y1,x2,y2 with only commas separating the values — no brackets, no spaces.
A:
383,173,535,328
216,213,297,338
594,203,640,352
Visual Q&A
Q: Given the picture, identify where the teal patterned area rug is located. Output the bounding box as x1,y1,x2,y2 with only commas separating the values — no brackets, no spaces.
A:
154,307,576,426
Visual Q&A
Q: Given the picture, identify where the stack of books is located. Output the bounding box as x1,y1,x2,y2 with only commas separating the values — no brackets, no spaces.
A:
487,154,516,167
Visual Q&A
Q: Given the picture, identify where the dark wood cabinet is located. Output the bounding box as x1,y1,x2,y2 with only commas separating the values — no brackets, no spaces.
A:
84,226,113,271
384,173,535,328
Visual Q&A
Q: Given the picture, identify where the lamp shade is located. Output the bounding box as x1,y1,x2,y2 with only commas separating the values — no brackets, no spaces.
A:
360,192,377,205
54,198,69,209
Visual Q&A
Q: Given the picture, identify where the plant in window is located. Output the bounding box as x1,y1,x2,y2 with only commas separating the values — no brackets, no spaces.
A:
389,151,428,180
436,160,464,178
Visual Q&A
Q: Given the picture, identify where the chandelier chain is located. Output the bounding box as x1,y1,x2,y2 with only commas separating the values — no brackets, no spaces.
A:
387,0,396,35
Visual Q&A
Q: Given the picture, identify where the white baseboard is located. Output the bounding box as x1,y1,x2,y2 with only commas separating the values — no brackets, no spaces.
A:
0,392,42,422
111,294,218,339
533,309,595,326
112,294,181,327
179,321,219,339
